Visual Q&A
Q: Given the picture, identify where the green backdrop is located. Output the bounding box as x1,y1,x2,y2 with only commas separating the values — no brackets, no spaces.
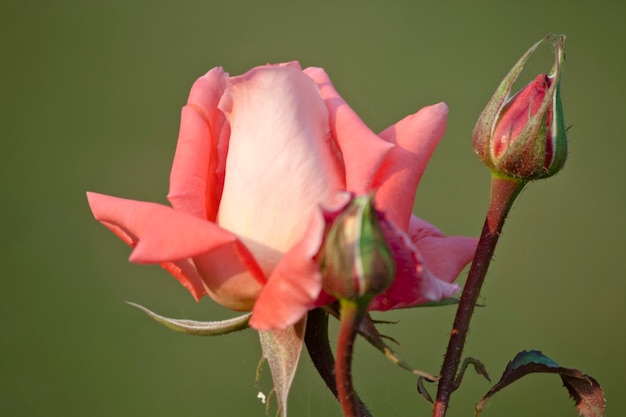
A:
2,1,624,416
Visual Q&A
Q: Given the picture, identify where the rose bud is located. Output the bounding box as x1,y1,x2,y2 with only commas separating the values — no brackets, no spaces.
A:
319,194,396,301
473,34,567,180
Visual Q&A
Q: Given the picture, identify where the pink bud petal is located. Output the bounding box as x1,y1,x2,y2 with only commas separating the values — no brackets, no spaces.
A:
491,74,550,160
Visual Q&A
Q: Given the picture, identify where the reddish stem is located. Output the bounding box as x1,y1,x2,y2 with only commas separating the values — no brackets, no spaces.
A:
336,299,367,417
305,308,373,417
433,176,524,417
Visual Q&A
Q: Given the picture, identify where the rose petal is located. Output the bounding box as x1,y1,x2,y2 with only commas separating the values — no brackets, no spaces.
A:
369,213,462,310
369,215,423,310
374,103,448,231
193,242,265,311
160,259,207,301
87,192,218,300
87,192,236,263
408,215,477,283
217,65,342,276
303,67,393,195
168,67,229,221
414,266,461,303
249,209,326,330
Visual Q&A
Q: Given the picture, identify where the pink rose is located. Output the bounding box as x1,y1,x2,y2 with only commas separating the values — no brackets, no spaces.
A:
87,62,476,330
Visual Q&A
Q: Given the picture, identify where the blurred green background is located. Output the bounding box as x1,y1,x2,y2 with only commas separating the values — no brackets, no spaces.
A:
2,1,624,416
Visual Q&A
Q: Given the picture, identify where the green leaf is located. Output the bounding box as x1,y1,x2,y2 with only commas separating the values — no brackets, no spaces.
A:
126,301,250,335
258,317,306,417
475,350,605,417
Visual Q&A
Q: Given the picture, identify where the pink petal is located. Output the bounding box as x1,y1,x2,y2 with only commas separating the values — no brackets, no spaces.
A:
249,208,326,330
303,67,393,195
369,214,461,310
411,265,461,305
192,241,265,311
87,192,217,300
407,215,477,283
87,192,237,263
217,65,342,276
369,216,424,310
159,259,207,301
167,67,230,221
374,103,448,231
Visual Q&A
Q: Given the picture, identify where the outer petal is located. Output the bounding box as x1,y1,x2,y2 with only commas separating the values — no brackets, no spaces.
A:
374,103,448,231
217,65,342,276
407,215,477,283
167,67,230,221
87,192,237,262
87,192,215,300
303,67,393,195
87,192,265,305
249,208,327,330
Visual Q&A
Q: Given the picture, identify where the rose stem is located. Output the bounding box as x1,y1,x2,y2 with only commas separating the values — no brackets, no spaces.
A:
305,308,373,417
336,298,368,417
432,176,524,417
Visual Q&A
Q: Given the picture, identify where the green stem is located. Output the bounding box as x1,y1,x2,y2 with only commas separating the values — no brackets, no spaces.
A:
433,176,525,417
336,298,368,417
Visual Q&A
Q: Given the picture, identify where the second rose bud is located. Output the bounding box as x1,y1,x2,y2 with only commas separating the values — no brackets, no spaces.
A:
473,34,567,180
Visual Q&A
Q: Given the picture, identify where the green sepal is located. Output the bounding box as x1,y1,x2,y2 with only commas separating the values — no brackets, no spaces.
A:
126,301,250,336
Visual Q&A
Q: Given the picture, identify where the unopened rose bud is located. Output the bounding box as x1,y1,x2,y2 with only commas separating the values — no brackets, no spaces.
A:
320,195,396,301
473,34,567,180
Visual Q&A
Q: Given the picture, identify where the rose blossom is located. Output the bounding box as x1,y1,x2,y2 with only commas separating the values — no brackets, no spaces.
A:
87,61,477,330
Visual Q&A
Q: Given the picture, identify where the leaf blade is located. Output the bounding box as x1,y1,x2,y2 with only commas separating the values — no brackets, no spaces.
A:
475,350,605,417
